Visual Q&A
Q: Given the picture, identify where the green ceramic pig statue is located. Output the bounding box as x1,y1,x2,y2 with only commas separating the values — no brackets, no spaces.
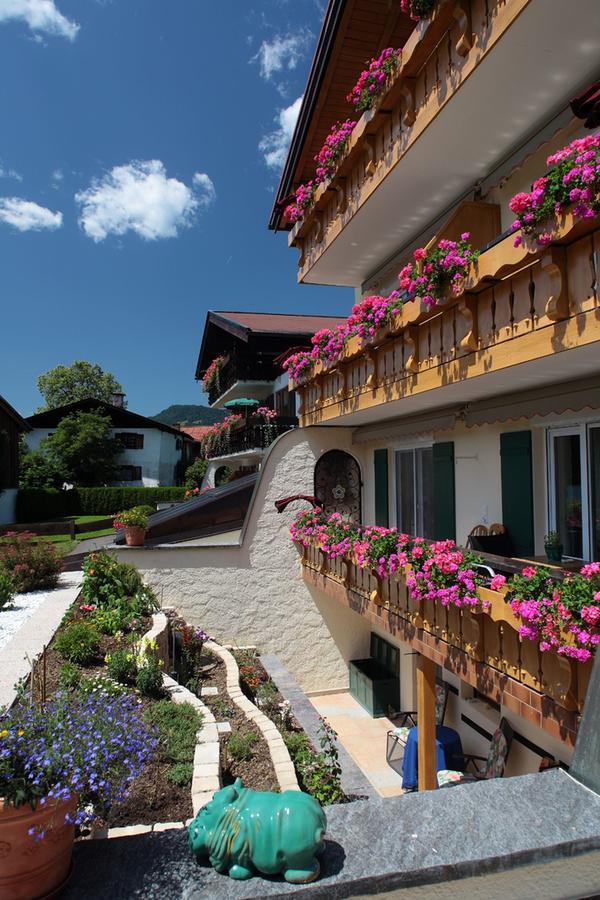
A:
188,778,327,883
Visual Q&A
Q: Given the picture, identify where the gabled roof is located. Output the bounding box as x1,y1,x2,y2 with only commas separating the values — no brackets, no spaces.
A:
26,399,191,438
0,395,31,432
178,425,213,441
195,310,346,379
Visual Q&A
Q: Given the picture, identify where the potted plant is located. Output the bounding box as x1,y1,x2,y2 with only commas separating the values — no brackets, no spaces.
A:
114,506,149,546
0,689,156,899
544,531,563,563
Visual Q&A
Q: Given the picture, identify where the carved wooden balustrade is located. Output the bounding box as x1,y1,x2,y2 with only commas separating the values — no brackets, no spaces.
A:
293,215,600,425
289,0,525,280
299,542,592,721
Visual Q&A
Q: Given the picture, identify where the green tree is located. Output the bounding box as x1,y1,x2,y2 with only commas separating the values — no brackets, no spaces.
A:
37,361,125,411
19,438,67,489
183,457,208,493
44,409,122,486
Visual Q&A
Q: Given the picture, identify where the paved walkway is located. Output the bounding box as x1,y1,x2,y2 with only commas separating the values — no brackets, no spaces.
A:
311,691,404,798
261,654,376,801
0,571,83,708
63,534,115,571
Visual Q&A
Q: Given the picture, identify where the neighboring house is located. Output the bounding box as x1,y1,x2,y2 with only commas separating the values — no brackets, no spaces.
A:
26,399,193,487
115,2,600,795
0,395,31,524
195,310,344,486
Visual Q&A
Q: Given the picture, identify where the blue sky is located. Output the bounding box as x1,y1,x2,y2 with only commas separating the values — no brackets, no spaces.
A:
0,0,351,416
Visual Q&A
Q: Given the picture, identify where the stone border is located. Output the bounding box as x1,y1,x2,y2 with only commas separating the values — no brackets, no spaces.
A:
206,640,300,792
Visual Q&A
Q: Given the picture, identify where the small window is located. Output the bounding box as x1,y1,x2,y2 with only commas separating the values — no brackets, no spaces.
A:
115,465,142,482
116,432,144,450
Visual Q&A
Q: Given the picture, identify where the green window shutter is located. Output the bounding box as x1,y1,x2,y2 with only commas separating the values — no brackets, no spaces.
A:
500,431,534,556
374,448,389,526
433,442,456,541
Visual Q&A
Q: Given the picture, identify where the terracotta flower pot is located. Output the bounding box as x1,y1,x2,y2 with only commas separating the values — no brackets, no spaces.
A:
124,526,146,547
0,795,76,900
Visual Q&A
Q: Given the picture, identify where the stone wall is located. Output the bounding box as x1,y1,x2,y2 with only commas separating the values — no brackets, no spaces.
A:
114,428,359,694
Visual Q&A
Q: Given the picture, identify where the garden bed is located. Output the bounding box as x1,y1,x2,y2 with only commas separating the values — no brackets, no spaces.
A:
32,614,195,828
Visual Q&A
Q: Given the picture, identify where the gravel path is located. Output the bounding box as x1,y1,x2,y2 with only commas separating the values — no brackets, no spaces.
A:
0,571,83,708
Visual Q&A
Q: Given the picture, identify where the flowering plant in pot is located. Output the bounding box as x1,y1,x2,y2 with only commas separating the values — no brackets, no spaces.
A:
544,531,563,563
314,119,356,183
505,563,600,661
0,689,156,899
113,506,149,546
397,233,479,309
400,0,436,19
284,181,317,225
509,133,600,248
347,47,402,113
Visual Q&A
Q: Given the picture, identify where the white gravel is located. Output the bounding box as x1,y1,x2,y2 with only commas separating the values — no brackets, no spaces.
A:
0,572,83,651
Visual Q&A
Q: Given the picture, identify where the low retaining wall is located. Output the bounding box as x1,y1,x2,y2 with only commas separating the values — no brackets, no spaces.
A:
207,641,300,793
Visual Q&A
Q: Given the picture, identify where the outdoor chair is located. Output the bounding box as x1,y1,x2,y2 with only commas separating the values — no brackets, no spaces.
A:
437,717,514,787
386,683,449,774
467,523,515,558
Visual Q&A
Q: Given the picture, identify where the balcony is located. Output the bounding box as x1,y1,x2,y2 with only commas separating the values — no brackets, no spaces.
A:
299,542,589,746
288,0,600,286
293,213,600,426
207,357,275,408
203,416,297,460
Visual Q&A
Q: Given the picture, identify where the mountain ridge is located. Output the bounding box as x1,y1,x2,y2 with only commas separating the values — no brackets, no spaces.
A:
152,404,225,426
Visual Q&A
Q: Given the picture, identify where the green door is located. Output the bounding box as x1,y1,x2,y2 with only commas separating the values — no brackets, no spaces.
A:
500,430,534,556
374,449,389,526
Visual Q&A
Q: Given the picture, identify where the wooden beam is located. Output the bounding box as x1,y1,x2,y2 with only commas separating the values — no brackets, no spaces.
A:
417,654,437,791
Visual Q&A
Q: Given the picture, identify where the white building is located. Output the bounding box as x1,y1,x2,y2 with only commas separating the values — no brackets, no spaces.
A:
26,399,193,487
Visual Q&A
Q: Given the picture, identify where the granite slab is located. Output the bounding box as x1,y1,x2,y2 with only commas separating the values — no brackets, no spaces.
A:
64,769,600,899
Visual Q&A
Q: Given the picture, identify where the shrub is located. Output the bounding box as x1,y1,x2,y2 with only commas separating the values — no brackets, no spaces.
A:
136,663,164,697
0,570,14,610
184,458,208,493
167,762,193,787
106,649,137,684
239,665,260,698
91,603,136,636
283,719,344,806
15,486,186,522
81,551,143,607
0,532,63,593
227,731,258,762
58,663,80,690
55,622,101,665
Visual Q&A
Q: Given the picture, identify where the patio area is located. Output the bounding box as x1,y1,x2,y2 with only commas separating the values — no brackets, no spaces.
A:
310,691,404,798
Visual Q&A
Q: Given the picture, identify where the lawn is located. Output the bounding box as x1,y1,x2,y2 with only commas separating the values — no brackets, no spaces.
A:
1,515,116,554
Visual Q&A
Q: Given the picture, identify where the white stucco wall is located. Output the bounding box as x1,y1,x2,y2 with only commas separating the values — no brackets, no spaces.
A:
113,427,364,693
0,488,17,525
26,426,181,487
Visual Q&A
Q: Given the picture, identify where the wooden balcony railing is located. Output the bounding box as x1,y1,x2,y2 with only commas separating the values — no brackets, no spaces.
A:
299,543,591,743
292,213,600,425
289,0,527,281
207,358,275,406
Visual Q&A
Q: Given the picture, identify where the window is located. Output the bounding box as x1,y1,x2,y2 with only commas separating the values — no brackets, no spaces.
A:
115,465,142,482
394,446,433,537
548,424,600,561
116,432,144,450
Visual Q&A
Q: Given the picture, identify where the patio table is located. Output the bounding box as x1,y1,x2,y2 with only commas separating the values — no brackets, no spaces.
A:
401,725,463,790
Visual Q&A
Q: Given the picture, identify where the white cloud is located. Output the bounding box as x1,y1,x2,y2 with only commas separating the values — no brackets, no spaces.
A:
0,196,62,231
192,172,216,207
259,96,302,170
0,0,80,40
0,161,22,181
51,168,63,183
253,33,310,81
75,159,215,242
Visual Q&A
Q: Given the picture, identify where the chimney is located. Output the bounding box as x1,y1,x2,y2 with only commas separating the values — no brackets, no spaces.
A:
111,392,126,408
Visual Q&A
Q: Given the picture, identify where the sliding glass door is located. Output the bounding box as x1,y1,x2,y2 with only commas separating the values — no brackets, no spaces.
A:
395,446,433,538
548,425,600,561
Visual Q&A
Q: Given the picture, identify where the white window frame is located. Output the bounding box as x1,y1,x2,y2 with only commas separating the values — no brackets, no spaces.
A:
547,425,590,561
391,440,434,537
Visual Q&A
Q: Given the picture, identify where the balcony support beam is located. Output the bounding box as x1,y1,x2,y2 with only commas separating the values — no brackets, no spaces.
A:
417,654,438,792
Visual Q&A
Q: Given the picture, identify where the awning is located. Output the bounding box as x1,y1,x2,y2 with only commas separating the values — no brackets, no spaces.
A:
465,376,600,428
352,408,459,445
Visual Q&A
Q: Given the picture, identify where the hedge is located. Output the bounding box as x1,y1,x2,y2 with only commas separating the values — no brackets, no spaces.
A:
16,487,186,522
